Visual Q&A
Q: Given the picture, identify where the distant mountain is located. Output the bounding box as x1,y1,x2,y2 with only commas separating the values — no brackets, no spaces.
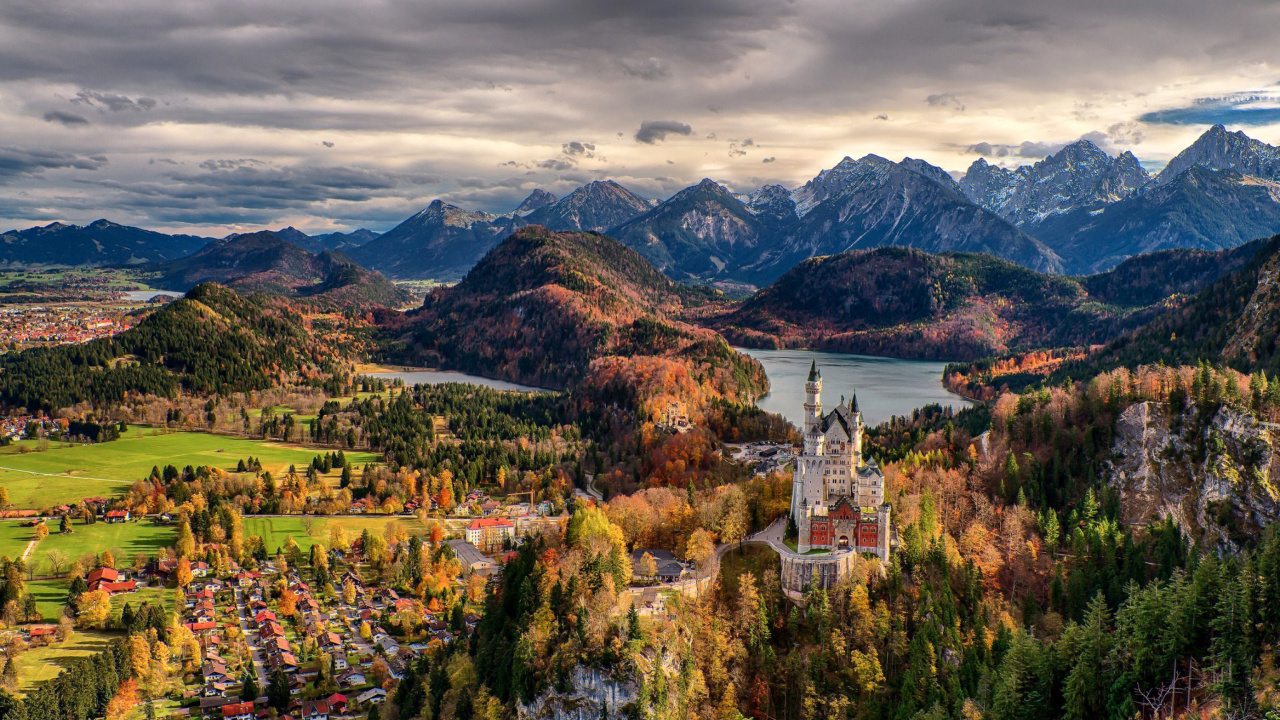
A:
744,156,1063,282
313,228,379,248
960,140,1149,226
349,200,522,280
0,219,210,266
523,180,652,232
230,226,378,255
608,179,776,281
512,189,558,217
709,241,1252,361
382,226,765,400
1157,124,1280,184
148,231,412,308
1028,166,1280,273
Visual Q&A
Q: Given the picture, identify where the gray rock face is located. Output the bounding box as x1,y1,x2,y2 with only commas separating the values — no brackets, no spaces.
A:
1157,124,1280,184
513,189,559,217
960,140,1149,226
518,667,637,720
1106,401,1279,550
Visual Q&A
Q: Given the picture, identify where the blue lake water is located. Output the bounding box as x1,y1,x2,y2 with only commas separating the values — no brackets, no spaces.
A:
736,347,971,427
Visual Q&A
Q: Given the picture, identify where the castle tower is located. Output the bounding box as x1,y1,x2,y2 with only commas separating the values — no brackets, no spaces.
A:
850,391,863,466
804,360,822,435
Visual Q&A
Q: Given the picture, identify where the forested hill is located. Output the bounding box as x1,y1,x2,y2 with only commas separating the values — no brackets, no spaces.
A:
379,225,766,411
1082,234,1280,378
708,244,1256,361
0,283,338,413
147,231,413,309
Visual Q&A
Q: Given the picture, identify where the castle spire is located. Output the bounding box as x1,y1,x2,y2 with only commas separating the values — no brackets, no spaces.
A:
807,358,820,382
850,391,859,413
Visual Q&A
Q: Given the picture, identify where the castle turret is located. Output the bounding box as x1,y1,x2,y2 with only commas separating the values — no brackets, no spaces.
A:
804,360,822,435
850,391,863,465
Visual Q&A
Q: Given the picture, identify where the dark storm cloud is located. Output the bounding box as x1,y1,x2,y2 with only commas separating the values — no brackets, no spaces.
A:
43,110,89,126
1139,91,1280,126
72,90,155,112
635,120,693,144
1,0,1279,228
926,93,965,112
561,141,596,157
0,146,107,181
619,57,670,80
965,140,1063,158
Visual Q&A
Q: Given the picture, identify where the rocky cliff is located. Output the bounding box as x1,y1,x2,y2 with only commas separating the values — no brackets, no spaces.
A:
1106,400,1279,550
517,667,637,720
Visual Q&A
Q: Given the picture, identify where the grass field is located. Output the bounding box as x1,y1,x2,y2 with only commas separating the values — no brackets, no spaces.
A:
2,519,178,575
0,518,36,563
11,629,119,694
0,427,379,508
243,515,428,553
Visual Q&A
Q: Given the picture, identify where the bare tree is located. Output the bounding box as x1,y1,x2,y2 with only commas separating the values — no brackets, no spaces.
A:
45,549,68,577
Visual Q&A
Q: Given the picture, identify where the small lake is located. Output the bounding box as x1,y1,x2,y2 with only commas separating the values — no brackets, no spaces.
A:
121,290,182,302
736,348,971,427
366,368,549,393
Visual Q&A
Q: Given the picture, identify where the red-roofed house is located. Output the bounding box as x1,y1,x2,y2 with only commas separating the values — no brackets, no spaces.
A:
104,510,130,523
222,701,254,720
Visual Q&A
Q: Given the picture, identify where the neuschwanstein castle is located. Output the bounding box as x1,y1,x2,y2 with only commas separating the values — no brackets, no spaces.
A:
789,361,892,560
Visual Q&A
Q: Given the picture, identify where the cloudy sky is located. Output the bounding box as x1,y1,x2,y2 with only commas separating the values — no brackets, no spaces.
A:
3,0,1280,235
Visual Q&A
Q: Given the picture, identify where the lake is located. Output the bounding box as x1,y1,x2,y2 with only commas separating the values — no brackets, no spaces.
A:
121,290,182,302
736,347,970,427
365,368,549,393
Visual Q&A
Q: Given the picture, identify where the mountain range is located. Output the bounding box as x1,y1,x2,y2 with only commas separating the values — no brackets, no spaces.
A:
8,125,1280,285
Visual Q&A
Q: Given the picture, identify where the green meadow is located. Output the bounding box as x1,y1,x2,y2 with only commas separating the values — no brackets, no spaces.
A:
0,518,178,575
242,515,428,554
0,427,379,508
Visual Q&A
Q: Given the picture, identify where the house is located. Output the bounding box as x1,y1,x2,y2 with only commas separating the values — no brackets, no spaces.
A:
203,682,228,697
332,655,348,671
326,694,347,714
300,700,329,720
201,662,228,683
336,670,366,688
186,621,217,635
464,517,515,552
221,701,255,720
104,510,130,523
199,697,233,714
628,548,688,584
192,561,210,578
356,688,386,705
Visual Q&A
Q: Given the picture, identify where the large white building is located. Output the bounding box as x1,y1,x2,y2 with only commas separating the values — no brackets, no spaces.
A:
790,361,891,560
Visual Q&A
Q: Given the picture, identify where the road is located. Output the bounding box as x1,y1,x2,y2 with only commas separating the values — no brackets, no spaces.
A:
234,588,268,694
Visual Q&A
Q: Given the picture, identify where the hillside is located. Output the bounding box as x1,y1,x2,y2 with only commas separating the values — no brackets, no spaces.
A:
1092,234,1280,377
0,219,210,266
380,226,766,409
0,283,335,413
148,231,413,308
710,243,1255,361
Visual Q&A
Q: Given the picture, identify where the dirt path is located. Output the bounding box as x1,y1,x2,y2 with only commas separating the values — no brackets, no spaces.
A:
0,464,129,485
